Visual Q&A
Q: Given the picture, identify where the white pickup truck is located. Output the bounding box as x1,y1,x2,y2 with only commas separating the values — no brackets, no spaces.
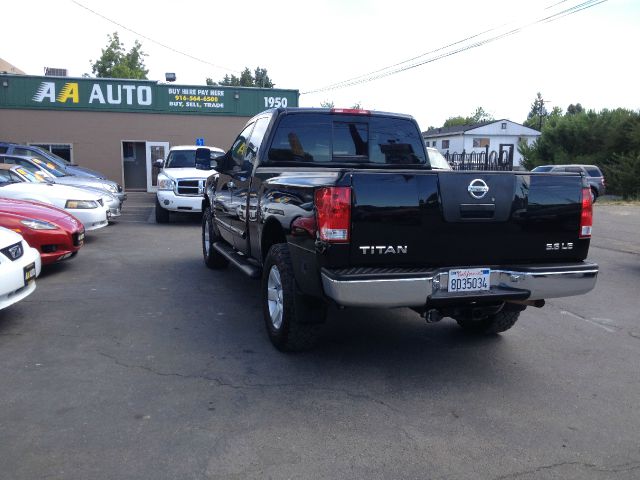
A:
155,145,224,223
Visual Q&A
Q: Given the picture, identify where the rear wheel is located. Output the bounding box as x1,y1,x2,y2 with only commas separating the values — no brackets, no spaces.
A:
202,206,228,269
590,187,598,203
455,308,521,334
262,243,325,351
155,198,170,223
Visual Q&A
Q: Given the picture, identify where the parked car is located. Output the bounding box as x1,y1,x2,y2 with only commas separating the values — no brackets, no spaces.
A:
0,198,85,265
0,226,41,310
0,154,126,206
531,164,605,201
0,165,109,231
155,145,224,223
1,163,121,220
0,142,105,179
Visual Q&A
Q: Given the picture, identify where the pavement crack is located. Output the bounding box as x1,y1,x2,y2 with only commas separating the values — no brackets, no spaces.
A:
97,351,400,412
493,459,640,480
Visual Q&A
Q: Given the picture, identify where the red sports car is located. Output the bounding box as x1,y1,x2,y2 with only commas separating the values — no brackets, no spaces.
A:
0,198,85,265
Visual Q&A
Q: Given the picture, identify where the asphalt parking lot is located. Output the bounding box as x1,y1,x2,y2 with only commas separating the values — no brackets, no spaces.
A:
1,194,639,480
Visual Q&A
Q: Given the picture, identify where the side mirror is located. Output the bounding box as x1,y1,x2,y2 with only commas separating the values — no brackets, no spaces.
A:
153,159,164,169
195,147,212,171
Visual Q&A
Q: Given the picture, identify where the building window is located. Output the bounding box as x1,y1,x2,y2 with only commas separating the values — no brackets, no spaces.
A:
122,142,136,160
442,139,450,149
432,141,436,147
473,138,490,148
501,122,507,130
30,143,73,162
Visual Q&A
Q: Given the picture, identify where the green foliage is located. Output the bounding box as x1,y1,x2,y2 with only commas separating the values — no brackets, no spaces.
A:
442,107,494,128
567,103,584,115
443,116,468,128
90,32,148,79
602,152,640,199
521,107,640,196
207,66,274,87
523,92,548,130
320,100,334,108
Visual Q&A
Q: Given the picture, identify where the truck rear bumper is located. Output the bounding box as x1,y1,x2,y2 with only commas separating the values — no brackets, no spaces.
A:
320,262,599,308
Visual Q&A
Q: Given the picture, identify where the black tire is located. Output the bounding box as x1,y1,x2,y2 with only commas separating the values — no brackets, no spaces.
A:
455,309,521,334
155,198,170,223
202,206,228,269
262,243,326,352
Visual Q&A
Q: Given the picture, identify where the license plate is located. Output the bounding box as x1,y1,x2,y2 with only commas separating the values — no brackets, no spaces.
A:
23,262,36,286
448,268,490,292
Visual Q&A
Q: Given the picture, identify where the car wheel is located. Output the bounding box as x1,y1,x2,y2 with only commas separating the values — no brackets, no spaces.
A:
590,187,598,203
155,198,170,223
455,308,521,334
202,206,228,269
262,243,325,352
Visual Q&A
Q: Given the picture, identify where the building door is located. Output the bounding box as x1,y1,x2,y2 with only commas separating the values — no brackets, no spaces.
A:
145,142,169,193
122,141,147,191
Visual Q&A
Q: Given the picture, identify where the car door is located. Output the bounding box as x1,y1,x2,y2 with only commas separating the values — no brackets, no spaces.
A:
229,116,271,254
213,122,255,246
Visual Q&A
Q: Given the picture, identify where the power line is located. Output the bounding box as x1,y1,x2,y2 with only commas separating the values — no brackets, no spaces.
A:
302,0,607,95
70,0,240,75
313,0,574,93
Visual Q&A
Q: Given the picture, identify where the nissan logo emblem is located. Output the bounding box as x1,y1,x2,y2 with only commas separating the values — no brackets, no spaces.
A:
468,179,489,199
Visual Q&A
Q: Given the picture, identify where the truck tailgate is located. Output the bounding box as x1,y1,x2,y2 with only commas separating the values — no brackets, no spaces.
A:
348,171,589,267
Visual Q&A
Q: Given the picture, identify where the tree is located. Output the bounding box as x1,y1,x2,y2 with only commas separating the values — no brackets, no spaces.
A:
566,103,584,115
519,107,640,197
207,66,275,87
320,100,334,108
253,67,274,88
442,107,494,128
524,92,548,130
90,32,148,79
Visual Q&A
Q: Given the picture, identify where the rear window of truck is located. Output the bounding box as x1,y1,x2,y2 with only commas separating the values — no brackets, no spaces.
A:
266,113,428,167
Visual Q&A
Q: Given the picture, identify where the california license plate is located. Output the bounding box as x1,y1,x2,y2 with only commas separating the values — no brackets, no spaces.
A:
448,268,490,293
23,262,36,286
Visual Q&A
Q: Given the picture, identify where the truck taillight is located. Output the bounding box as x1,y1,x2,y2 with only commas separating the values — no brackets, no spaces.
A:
580,186,593,238
330,108,371,115
315,187,351,243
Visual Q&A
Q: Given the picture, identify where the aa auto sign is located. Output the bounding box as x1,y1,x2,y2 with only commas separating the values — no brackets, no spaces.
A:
31,80,153,109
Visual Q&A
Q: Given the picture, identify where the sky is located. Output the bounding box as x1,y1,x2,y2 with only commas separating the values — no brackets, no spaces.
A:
3,0,639,130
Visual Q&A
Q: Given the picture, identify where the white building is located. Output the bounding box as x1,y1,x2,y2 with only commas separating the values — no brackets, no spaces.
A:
422,120,541,169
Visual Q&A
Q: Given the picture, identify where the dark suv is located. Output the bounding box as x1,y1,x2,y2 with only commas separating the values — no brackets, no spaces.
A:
532,164,605,201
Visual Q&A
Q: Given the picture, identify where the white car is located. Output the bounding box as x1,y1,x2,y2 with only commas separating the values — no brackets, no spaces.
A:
0,227,41,310
0,164,121,220
0,175,109,232
155,145,224,223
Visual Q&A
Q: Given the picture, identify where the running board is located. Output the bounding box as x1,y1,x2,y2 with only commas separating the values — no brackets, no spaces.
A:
212,242,261,278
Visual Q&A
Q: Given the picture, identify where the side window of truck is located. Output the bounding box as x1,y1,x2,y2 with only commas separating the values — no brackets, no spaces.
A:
244,117,270,167
230,123,255,171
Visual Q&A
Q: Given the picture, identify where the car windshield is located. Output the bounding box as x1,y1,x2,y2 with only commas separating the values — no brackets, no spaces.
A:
32,146,71,166
165,149,223,168
585,167,602,177
13,166,45,183
28,158,66,177
0,170,17,183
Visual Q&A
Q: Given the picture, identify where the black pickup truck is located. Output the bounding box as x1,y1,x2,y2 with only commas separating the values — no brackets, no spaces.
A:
198,108,598,351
